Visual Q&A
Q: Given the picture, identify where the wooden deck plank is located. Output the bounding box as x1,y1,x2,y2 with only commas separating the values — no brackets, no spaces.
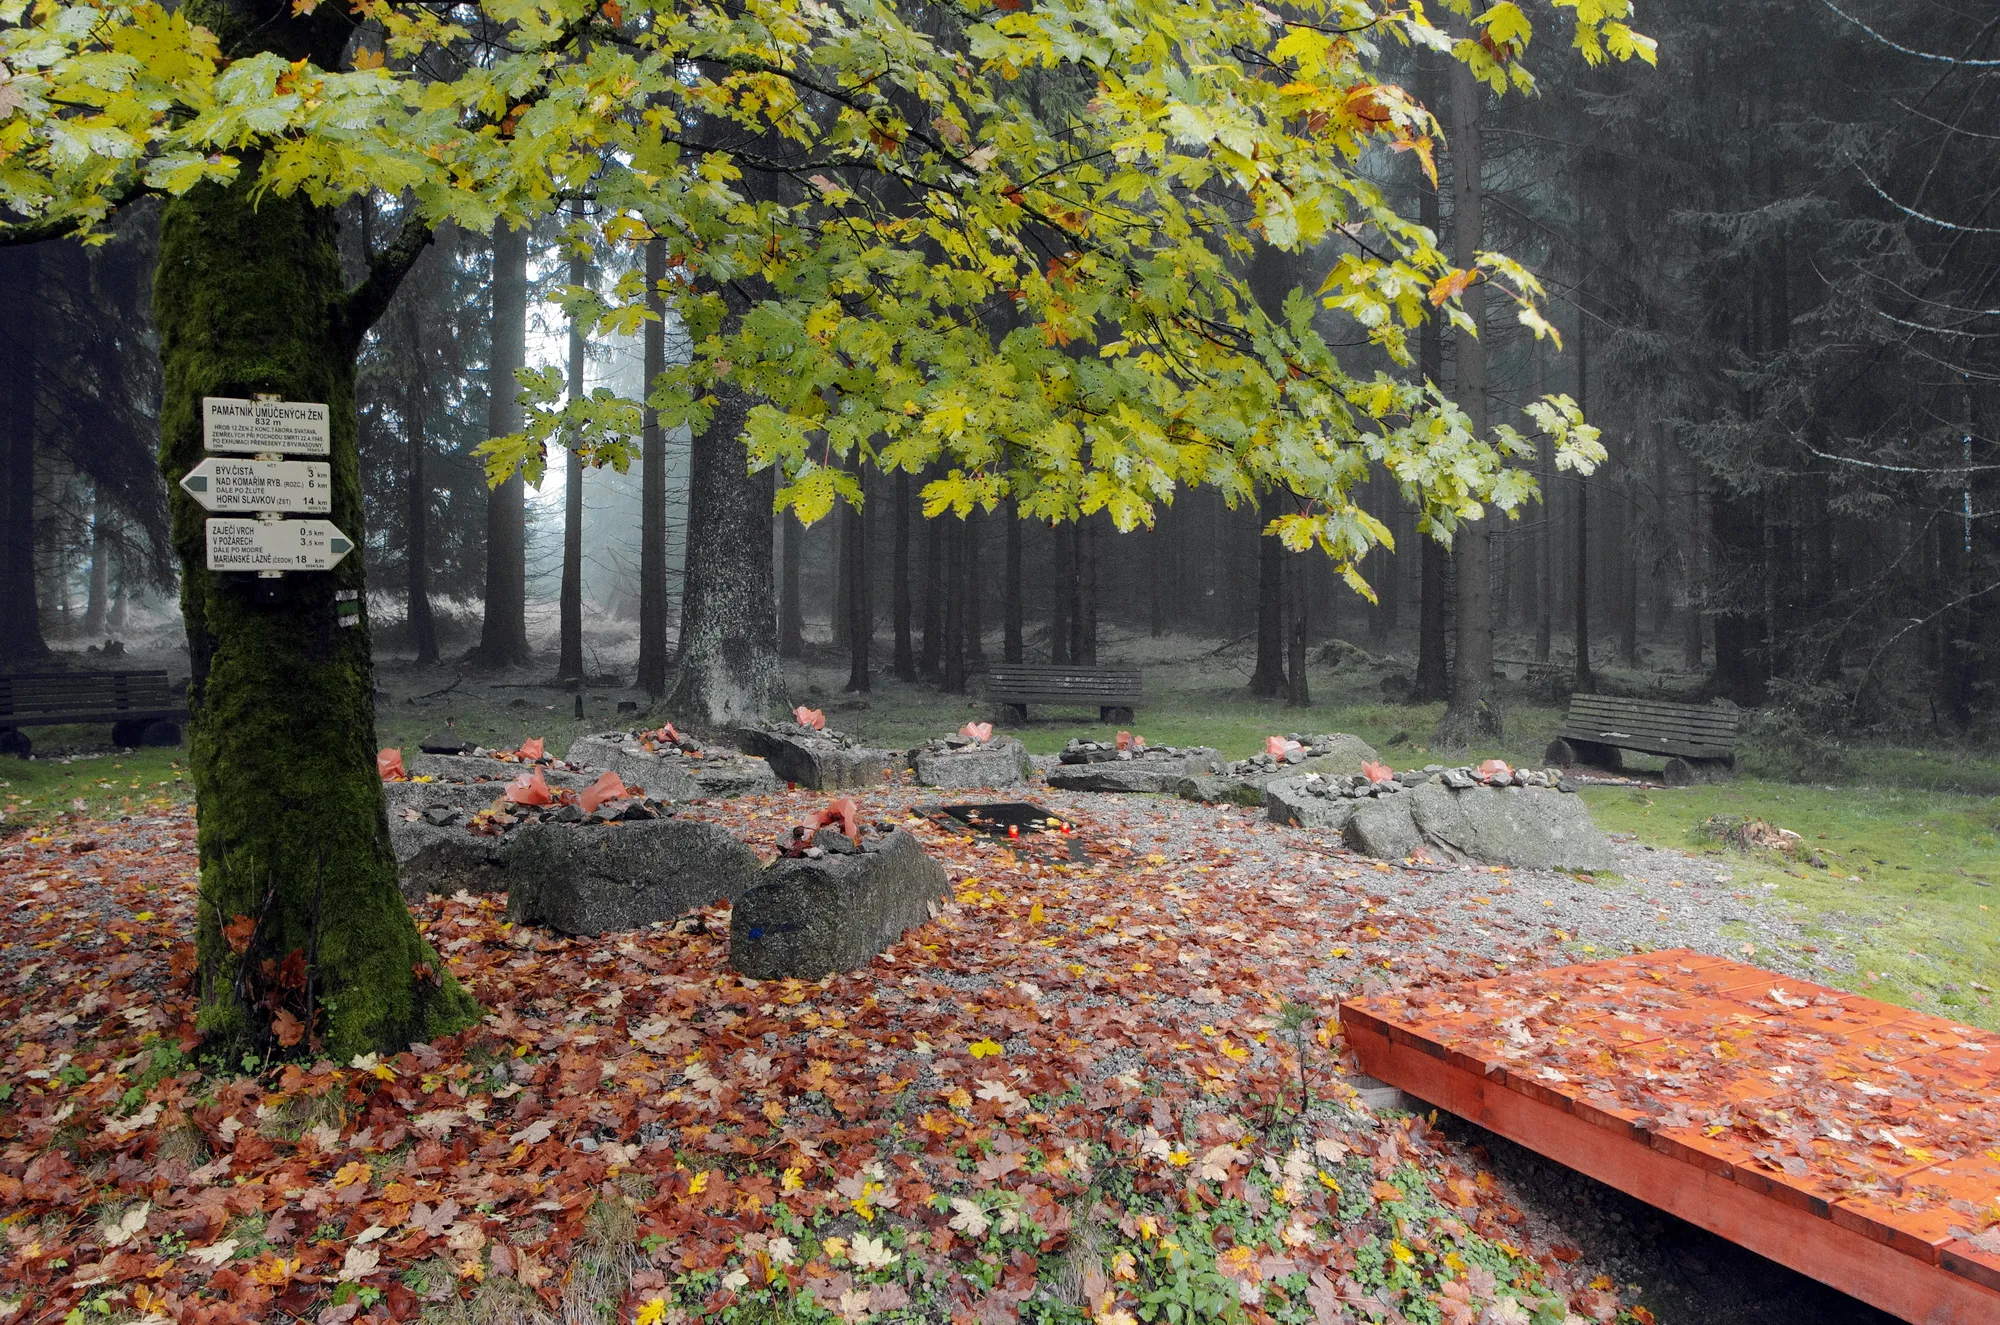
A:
1342,951,2000,1324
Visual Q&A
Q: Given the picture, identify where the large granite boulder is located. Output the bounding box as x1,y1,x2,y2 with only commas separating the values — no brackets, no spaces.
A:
1047,744,1222,793
909,737,1033,789
505,818,764,935
1408,781,1615,872
1264,776,1360,832
734,726,892,790
1345,793,1424,861
729,830,949,979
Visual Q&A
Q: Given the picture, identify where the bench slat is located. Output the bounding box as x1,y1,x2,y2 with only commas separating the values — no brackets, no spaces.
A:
1,671,187,727
1556,694,1739,761
985,664,1143,708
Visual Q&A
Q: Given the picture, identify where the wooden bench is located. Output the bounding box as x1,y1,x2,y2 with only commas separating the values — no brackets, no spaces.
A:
0,670,189,758
985,663,1142,723
1546,693,1739,785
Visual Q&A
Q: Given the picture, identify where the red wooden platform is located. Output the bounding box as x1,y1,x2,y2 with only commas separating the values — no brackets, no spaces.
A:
1341,949,2000,1324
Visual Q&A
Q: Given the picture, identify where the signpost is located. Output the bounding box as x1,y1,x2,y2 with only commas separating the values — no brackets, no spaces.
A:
179,457,331,514
202,397,331,456
205,518,354,573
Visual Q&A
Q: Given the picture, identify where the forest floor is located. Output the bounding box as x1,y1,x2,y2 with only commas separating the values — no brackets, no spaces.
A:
2,628,1994,1322
1,782,1901,1325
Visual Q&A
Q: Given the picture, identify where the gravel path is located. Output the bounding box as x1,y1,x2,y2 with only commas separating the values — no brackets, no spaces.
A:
912,787,1882,1324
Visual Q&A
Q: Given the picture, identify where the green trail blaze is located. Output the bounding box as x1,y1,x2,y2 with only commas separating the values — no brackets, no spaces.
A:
157,175,478,1058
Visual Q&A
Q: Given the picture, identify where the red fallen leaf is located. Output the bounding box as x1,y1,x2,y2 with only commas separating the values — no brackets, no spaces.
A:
809,796,860,841
519,737,546,761
1362,760,1395,784
224,914,257,955
579,770,628,814
961,722,993,742
505,768,554,806
377,748,406,781
1266,736,1302,757
1116,730,1136,751
794,706,826,730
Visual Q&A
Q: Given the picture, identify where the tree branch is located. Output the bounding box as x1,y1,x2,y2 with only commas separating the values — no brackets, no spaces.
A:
339,209,435,354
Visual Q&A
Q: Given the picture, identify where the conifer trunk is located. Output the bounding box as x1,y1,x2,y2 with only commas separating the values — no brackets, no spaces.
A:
921,493,943,677
1050,523,1071,665
636,239,670,694
942,518,966,692
1436,26,1499,745
0,244,48,662
1004,499,1023,662
1250,491,1286,696
893,472,916,679
157,174,475,1058
1413,55,1449,702
556,249,588,683
83,492,111,637
472,224,531,668
844,489,870,691
779,514,805,658
404,372,439,667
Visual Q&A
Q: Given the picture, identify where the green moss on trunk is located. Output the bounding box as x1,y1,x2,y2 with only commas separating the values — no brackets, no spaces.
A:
157,175,478,1059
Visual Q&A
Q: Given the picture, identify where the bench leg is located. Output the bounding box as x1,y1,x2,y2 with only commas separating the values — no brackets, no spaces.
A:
1545,738,1577,767
1009,704,1029,722
1102,707,1134,724
0,728,28,759
1664,757,1731,786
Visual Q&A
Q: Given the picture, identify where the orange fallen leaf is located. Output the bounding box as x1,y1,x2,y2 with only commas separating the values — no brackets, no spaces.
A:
377,748,406,781
505,769,554,806
580,770,628,814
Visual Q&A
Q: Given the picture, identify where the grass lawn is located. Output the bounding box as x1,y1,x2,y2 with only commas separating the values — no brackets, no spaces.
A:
0,731,190,828
1582,780,2000,1029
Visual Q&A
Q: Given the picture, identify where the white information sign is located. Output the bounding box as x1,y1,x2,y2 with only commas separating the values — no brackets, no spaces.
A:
179,458,331,513
202,397,331,456
205,518,354,572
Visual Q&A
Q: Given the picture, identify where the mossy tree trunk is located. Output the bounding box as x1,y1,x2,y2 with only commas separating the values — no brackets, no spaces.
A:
158,161,477,1057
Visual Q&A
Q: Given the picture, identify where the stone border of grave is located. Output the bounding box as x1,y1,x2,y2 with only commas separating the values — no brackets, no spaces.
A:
907,734,1034,789
729,826,949,979
565,729,779,800
1045,739,1222,793
735,723,894,790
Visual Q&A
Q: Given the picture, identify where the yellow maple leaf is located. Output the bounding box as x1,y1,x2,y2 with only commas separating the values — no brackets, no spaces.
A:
968,1038,1003,1059
635,1298,668,1325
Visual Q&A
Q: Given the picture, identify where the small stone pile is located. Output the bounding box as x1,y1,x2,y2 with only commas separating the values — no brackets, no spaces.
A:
566,726,777,799
1047,739,1223,793
1224,732,1378,776
1177,733,1380,805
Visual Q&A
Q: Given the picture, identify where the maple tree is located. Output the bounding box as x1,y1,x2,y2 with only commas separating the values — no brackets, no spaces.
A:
0,0,1649,1057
